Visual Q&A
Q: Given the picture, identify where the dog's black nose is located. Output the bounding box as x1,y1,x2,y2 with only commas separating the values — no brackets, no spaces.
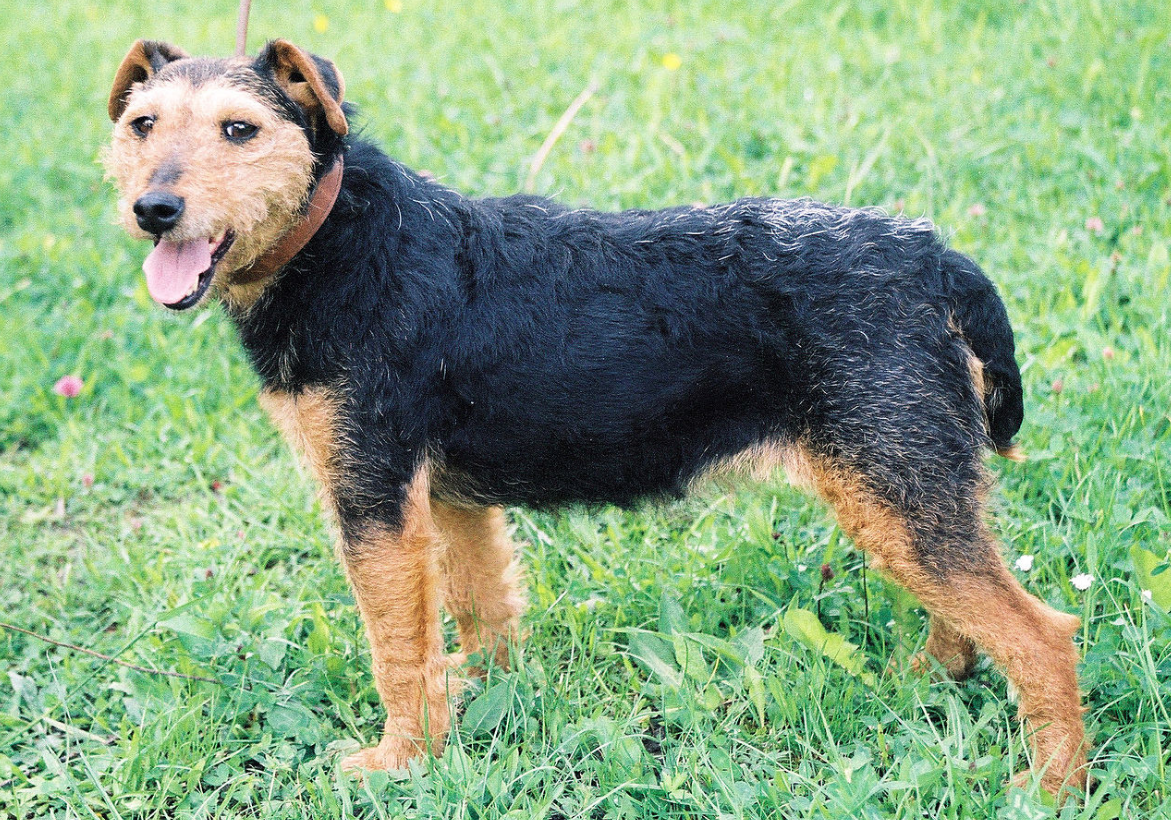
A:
133,191,185,235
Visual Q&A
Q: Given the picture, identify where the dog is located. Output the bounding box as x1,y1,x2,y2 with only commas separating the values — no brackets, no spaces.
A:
104,38,1088,795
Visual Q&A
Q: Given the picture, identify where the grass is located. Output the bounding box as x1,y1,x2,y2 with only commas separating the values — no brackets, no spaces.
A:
1,0,1169,817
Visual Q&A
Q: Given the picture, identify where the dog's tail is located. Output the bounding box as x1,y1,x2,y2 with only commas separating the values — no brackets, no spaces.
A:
941,249,1025,460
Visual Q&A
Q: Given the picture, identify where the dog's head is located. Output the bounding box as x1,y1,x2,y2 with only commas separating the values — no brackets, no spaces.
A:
105,39,348,311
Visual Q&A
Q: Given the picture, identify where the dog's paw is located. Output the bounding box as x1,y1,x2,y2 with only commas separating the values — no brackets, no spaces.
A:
340,737,425,775
1008,761,1089,801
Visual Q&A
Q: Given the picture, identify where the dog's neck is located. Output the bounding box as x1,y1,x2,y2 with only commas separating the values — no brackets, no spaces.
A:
232,155,344,284
231,139,470,390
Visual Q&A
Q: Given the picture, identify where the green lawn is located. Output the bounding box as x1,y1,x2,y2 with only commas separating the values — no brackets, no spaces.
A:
2,1,1169,817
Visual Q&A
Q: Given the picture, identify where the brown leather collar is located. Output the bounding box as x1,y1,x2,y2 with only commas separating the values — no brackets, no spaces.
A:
231,155,344,285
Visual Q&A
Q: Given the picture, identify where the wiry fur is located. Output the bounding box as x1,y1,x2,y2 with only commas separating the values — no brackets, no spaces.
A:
106,39,1088,796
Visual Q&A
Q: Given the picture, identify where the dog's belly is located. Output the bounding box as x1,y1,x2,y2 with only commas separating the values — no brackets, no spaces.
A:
434,368,801,508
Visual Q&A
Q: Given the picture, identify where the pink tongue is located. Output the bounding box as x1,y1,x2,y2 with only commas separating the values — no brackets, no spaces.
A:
143,239,212,304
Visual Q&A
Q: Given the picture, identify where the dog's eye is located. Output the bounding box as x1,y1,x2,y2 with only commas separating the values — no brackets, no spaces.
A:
129,116,155,138
223,121,259,142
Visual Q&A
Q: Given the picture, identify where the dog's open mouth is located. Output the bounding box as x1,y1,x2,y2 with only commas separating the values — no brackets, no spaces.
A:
142,231,236,310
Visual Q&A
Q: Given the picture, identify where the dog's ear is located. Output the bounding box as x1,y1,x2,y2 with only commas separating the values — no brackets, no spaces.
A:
108,40,189,121
259,39,349,136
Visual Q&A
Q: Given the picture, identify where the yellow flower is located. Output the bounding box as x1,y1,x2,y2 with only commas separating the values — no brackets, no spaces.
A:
314,14,329,33
662,52,682,71
385,0,403,11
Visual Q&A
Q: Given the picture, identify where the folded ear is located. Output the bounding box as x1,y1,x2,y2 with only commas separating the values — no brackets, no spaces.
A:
259,39,349,136
108,40,189,121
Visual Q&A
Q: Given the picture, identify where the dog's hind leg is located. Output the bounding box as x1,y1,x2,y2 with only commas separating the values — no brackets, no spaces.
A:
433,502,526,673
914,615,978,680
807,453,1087,796
338,470,457,772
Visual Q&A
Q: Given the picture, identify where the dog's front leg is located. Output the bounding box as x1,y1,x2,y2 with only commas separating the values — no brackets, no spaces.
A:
338,471,458,773
258,389,456,770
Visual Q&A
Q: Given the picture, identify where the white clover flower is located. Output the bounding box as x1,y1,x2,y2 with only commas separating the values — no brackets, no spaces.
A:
1141,589,1153,603
1071,573,1094,592
1014,555,1034,572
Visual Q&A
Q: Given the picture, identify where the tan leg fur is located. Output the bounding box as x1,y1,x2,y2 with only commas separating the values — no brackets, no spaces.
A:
433,502,526,673
339,470,458,772
259,390,458,771
807,452,1087,795
913,616,979,680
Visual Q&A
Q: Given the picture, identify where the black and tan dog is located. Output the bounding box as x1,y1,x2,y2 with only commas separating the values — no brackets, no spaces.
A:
105,39,1087,794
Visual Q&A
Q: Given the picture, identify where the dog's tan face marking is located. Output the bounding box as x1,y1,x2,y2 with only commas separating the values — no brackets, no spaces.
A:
105,74,315,309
